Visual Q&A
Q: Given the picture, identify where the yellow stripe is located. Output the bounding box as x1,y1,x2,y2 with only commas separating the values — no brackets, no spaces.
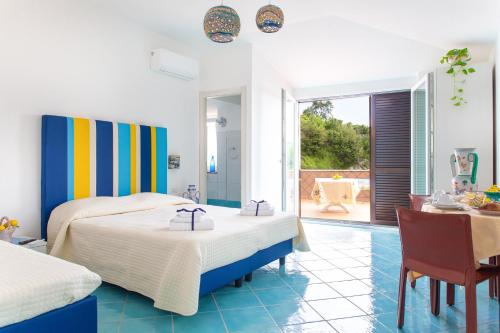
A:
151,127,157,193
74,118,90,199
130,125,137,194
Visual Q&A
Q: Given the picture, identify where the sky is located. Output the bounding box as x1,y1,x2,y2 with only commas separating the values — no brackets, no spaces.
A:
299,95,370,126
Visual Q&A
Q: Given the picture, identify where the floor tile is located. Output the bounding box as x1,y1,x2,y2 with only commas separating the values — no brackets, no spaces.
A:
222,307,280,332
343,267,375,280
120,317,172,333
214,290,261,309
328,257,366,268
249,272,288,289
99,321,120,333
93,284,128,303
198,294,218,313
99,302,124,323
123,293,170,319
329,316,392,333
329,280,375,297
281,321,336,332
308,298,366,320
291,283,342,301
279,271,322,286
291,251,322,262
254,286,302,305
347,293,397,315
312,269,355,283
299,260,336,271
173,312,225,333
266,301,323,326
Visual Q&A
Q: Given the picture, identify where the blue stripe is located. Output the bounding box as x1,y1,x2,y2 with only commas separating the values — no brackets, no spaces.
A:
67,118,74,200
118,123,131,196
140,125,151,192
41,115,68,239
96,121,113,196
156,127,167,194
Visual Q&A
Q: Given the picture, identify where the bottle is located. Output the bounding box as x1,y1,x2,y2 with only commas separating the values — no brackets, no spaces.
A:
209,156,216,173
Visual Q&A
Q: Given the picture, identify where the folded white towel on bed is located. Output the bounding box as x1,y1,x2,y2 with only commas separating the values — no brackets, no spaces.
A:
170,216,215,231
241,208,275,216
176,209,206,219
241,200,275,216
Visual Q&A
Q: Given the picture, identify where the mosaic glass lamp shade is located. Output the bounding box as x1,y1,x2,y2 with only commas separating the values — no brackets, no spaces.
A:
204,5,241,43
256,4,284,33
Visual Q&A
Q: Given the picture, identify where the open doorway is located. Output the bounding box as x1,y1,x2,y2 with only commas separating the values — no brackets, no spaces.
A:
201,94,243,208
298,95,371,222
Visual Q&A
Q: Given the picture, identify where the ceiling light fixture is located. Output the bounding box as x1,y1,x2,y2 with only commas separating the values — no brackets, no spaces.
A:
256,2,284,33
203,1,241,43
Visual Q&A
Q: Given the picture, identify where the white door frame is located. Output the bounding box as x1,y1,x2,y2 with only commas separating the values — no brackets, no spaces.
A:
198,87,249,205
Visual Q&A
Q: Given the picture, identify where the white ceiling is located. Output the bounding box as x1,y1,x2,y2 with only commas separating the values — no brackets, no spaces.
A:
92,0,499,88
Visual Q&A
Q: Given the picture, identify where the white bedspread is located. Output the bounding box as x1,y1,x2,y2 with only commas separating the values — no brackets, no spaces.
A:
0,241,101,328
47,193,308,316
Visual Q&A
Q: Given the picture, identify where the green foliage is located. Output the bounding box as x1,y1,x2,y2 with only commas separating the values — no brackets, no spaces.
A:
300,101,370,170
302,100,334,120
440,48,475,107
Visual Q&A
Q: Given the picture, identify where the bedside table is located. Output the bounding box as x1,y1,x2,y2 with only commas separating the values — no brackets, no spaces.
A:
11,236,47,254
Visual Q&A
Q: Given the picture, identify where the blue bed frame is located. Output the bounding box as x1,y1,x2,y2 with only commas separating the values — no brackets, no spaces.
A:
0,296,97,333
32,115,293,331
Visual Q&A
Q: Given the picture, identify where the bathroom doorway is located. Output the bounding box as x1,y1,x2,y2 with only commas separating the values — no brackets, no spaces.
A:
200,92,243,208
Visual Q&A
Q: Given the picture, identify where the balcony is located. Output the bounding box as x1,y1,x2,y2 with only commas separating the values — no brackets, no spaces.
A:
300,170,370,222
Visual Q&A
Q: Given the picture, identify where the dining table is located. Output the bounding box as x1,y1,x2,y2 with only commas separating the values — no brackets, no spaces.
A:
409,203,500,312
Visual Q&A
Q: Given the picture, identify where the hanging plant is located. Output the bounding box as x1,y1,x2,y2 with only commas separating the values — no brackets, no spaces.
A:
440,48,475,107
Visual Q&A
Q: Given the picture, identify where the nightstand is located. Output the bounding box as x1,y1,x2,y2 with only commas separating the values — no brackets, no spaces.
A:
11,236,47,254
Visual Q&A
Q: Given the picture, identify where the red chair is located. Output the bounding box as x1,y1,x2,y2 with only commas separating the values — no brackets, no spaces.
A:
396,207,500,333
408,194,429,212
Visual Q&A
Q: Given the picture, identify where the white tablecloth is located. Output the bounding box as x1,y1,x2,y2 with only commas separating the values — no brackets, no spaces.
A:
311,178,360,205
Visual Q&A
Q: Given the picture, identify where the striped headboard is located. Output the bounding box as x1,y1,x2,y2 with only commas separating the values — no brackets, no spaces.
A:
41,115,168,239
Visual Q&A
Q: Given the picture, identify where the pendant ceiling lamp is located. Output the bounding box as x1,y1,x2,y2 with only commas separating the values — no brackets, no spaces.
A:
256,3,284,33
203,2,241,43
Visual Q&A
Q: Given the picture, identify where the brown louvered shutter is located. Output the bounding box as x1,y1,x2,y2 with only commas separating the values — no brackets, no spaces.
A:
370,91,411,225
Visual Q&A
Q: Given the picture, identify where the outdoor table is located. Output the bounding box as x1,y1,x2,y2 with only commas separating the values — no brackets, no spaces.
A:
311,178,360,213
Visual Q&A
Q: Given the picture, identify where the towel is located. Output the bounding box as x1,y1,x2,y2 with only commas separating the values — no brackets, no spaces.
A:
170,216,215,231
240,208,275,216
170,208,214,231
241,200,275,216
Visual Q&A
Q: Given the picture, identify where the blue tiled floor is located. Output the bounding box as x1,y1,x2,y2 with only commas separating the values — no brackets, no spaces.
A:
94,221,499,332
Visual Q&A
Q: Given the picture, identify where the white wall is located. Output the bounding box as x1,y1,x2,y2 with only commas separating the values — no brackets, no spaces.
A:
0,0,199,237
251,53,293,208
434,62,494,192
496,31,500,181
293,76,418,100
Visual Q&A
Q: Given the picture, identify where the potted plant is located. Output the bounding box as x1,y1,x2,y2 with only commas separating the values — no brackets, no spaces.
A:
0,217,19,242
440,48,476,107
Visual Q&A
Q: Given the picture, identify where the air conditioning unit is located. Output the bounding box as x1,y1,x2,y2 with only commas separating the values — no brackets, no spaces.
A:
150,48,198,81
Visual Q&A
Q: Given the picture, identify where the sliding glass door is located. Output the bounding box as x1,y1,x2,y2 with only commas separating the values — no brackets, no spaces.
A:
282,89,299,214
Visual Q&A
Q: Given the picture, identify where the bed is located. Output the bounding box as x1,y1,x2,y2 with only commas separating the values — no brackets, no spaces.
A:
0,241,101,333
41,115,308,316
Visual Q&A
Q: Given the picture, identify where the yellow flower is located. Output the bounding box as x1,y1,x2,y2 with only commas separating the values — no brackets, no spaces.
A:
10,220,18,227
0,225,5,232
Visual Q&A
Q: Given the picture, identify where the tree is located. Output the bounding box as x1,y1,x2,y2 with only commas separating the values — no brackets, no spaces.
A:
300,101,370,170
302,100,334,120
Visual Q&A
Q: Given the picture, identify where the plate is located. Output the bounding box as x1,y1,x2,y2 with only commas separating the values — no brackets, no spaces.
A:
432,203,463,210
475,209,500,216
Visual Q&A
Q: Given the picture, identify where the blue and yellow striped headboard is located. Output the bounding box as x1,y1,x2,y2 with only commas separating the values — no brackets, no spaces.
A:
41,115,168,239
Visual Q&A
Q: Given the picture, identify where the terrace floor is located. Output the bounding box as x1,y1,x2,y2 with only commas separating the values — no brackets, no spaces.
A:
94,221,499,333
301,199,371,222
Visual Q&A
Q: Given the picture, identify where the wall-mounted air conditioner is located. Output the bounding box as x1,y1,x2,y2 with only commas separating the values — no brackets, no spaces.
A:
150,48,198,81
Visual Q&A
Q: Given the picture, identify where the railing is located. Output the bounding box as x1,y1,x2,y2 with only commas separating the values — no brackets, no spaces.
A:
300,169,370,202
